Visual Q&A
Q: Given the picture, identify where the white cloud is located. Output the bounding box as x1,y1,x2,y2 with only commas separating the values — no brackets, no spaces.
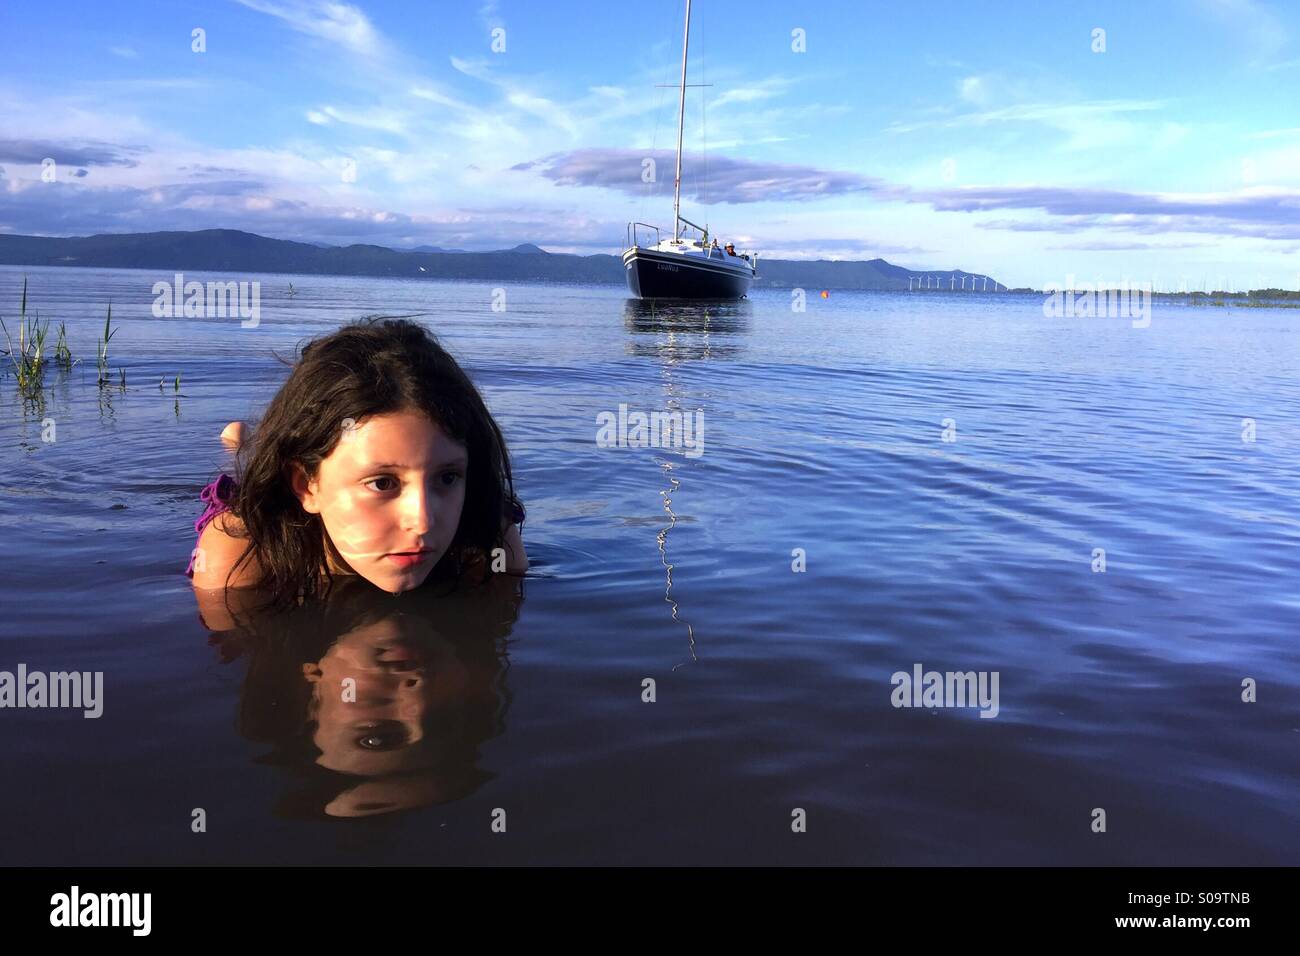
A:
450,55,493,80
316,104,408,135
889,99,1166,134
409,85,476,113
958,76,988,106
233,0,385,58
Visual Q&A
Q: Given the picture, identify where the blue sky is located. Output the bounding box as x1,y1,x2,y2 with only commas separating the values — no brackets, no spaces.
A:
1,0,1299,287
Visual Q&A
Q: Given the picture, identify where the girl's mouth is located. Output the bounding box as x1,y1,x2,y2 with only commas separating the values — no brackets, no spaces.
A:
384,550,434,569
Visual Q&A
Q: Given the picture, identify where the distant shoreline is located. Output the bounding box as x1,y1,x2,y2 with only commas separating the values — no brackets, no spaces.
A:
0,228,1001,293
2,230,1295,300
2,261,1294,305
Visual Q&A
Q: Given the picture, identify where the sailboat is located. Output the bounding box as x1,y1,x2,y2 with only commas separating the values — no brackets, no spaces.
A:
623,0,758,299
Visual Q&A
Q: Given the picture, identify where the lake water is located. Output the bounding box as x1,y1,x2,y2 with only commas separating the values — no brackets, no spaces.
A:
0,264,1296,865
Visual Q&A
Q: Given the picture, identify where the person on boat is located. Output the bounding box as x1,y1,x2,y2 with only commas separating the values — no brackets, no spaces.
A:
725,243,737,257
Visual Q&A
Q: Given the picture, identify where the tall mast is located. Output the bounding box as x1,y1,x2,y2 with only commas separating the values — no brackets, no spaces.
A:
673,0,691,242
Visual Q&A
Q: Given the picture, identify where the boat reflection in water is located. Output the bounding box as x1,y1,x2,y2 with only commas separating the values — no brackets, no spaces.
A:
622,297,751,362
205,576,522,819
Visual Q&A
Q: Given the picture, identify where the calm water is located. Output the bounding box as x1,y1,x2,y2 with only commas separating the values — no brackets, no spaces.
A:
0,264,1296,865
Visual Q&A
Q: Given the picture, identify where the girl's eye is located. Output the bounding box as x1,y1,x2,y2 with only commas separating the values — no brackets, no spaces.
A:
365,474,459,492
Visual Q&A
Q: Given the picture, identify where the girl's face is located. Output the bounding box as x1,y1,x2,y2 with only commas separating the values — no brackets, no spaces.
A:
292,409,468,594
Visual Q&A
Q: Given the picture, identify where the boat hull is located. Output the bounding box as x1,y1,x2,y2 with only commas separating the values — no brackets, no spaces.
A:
623,248,753,299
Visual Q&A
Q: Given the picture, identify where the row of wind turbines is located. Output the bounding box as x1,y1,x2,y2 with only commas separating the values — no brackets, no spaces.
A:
909,275,1002,291
905,274,1291,295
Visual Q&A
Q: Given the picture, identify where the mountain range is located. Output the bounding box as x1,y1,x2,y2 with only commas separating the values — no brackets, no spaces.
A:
0,229,1003,292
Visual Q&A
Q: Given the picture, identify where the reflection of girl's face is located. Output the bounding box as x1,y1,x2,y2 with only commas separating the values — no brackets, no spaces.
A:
303,616,470,776
293,410,468,594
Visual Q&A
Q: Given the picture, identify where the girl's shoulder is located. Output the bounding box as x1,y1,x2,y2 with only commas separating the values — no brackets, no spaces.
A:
192,511,264,589
190,472,264,593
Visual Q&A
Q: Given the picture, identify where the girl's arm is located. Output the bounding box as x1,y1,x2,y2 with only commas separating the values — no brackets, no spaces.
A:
192,577,266,633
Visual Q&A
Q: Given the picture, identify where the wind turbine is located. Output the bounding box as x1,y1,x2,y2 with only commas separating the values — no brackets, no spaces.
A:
950,276,955,291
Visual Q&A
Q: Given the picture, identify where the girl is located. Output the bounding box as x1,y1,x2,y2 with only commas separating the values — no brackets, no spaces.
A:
188,317,527,607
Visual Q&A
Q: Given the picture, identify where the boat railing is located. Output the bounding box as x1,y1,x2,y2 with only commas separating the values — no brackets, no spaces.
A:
627,222,661,249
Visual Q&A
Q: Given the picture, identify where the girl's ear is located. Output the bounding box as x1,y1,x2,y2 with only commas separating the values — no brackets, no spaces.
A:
289,462,322,514
302,662,323,683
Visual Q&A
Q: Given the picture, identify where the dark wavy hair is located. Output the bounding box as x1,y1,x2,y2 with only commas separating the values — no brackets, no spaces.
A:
223,317,521,607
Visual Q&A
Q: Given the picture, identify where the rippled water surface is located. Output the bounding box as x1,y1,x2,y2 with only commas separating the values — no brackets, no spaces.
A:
1,264,1296,864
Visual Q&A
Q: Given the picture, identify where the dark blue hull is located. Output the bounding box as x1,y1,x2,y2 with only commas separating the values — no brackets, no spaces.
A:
623,248,752,299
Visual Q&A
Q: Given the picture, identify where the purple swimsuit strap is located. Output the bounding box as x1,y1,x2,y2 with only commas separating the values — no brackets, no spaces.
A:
187,473,238,576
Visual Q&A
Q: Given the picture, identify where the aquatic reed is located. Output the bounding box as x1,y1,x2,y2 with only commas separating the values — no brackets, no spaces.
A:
54,322,74,369
0,277,51,393
96,303,117,386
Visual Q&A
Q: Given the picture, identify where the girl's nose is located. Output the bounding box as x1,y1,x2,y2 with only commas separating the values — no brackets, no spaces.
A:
399,483,432,534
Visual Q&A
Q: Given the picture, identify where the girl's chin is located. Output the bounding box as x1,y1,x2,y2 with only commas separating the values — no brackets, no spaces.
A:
362,566,433,594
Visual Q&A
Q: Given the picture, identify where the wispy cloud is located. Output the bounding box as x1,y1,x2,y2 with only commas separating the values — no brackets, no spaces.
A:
711,77,793,109
749,237,934,258
309,104,410,135
478,1,504,29
965,184,1300,241
233,0,385,57
921,183,1300,223
451,56,579,136
1046,239,1214,251
887,98,1166,134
